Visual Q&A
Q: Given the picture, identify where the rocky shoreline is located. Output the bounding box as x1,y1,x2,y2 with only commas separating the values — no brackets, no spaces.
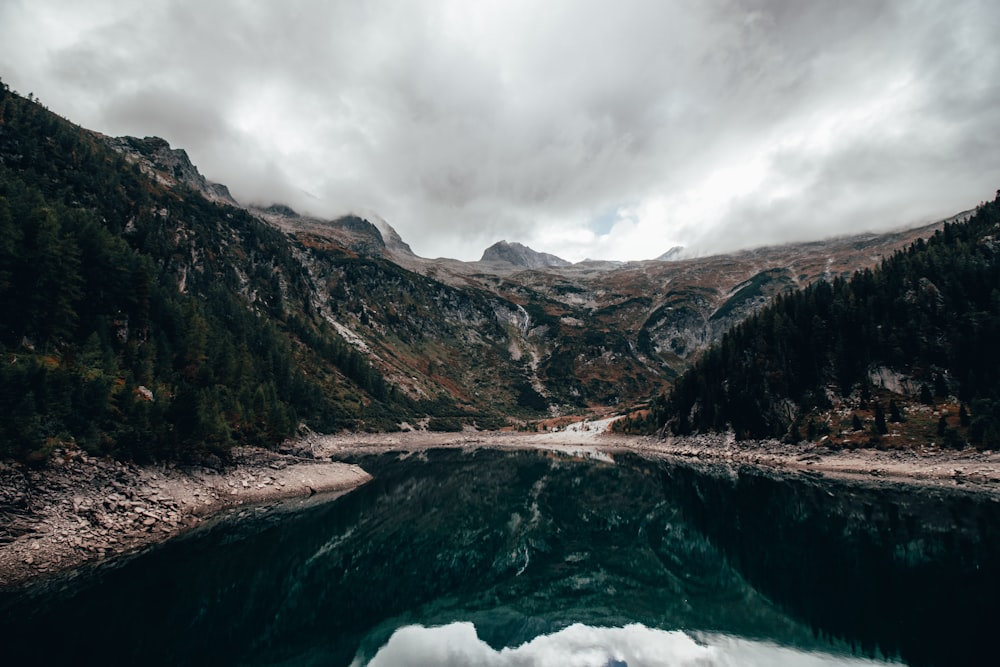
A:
313,428,1000,510
310,427,1000,499
617,433,1000,497
0,446,370,589
3,426,999,590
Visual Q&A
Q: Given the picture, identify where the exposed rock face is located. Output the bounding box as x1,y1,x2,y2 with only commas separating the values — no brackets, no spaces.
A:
367,214,417,259
104,135,237,205
869,366,920,397
263,203,300,218
480,241,572,269
325,215,388,256
251,208,411,261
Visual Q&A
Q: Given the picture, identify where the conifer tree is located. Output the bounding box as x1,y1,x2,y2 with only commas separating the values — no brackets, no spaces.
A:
874,403,888,435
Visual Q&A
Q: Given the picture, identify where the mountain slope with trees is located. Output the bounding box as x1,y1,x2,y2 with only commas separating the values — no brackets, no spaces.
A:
2,76,980,464
0,79,417,462
656,192,1000,447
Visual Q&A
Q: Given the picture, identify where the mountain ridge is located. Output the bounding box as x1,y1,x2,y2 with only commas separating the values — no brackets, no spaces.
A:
0,78,974,463
104,133,965,272
92,128,969,418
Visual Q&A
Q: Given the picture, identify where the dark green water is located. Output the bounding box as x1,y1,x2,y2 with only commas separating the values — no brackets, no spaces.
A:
1,449,997,666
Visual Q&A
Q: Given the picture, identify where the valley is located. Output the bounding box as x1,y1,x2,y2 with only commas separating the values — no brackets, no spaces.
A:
3,80,979,464
107,125,957,422
3,2,1000,662
2,81,1000,667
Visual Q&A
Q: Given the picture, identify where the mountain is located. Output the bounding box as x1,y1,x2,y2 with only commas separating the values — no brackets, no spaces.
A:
654,194,1000,447
655,246,686,262
0,82,415,462
480,240,572,269
249,205,417,262
104,134,237,205
0,77,969,463
366,212,417,259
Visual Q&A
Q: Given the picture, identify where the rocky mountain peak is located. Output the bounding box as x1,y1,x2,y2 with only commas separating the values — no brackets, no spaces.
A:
104,135,236,205
365,214,416,259
480,241,571,269
315,215,386,256
656,246,686,262
263,203,300,218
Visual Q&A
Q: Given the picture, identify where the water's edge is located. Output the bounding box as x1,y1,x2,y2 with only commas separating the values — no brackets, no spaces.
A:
1,448,996,667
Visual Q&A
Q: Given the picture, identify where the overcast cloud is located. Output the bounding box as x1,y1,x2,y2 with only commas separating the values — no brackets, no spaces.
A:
1,0,999,261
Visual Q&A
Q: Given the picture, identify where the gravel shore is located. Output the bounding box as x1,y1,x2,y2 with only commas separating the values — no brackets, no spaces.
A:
311,425,1000,499
0,446,370,589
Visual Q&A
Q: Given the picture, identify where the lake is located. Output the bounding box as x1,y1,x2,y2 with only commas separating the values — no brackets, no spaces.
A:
1,448,997,666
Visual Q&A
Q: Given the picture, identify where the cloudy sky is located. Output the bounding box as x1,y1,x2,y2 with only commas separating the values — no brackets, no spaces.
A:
2,1,999,262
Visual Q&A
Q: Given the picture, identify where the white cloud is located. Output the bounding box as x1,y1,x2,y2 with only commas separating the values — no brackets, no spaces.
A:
360,621,894,666
1,0,998,261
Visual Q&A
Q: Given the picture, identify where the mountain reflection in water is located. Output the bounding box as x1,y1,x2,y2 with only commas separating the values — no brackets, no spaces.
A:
1,449,995,667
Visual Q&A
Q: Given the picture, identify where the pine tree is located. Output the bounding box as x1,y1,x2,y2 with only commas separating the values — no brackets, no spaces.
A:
874,402,888,435
920,384,934,405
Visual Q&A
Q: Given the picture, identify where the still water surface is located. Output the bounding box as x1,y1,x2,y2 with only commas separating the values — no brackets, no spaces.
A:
1,449,996,666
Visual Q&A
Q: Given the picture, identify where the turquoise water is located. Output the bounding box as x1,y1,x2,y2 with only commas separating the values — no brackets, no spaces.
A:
1,449,996,666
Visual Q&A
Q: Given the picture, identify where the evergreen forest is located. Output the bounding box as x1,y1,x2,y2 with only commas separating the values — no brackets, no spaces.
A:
0,80,410,463
656,192,1000,447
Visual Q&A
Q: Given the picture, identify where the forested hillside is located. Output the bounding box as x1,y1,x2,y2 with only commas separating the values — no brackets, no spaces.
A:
0,80,410,463
5,74,989,464
657,192,1000,447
